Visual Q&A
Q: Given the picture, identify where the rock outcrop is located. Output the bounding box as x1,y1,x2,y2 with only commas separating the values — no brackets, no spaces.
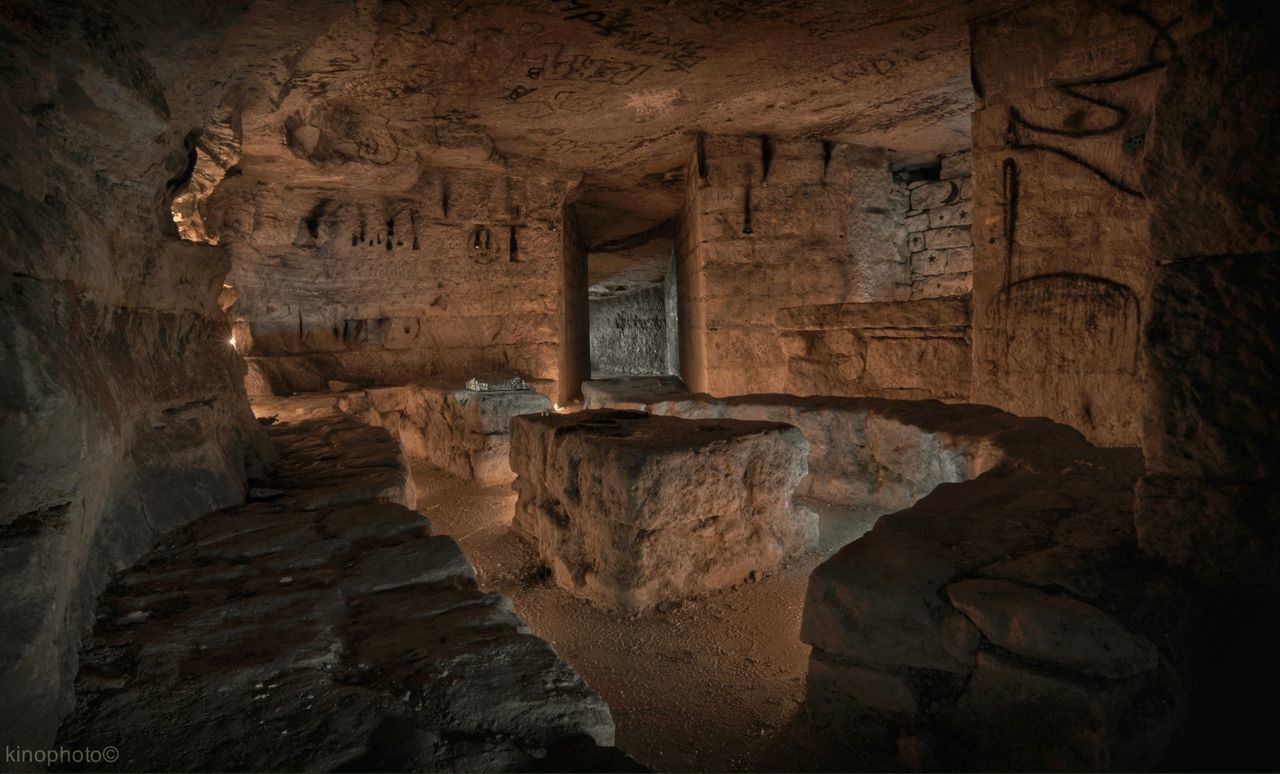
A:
800,419,1185,770
58,411,618,771
510,410,817,613
1,1,348,751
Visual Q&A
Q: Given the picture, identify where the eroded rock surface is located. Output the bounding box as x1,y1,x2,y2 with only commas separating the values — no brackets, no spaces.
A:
510,410,816,613
57,413,617,772
800,418,1187,770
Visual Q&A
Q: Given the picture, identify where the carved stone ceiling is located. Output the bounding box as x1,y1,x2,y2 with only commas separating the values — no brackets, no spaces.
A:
210,0,996,241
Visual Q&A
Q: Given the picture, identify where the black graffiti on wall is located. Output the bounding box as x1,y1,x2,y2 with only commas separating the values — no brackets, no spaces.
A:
1001,158,1018,288
994,272,1143,374
998,3,1183,288
523,41,651,85
1005,2,1181,197
342,205,420,251
550,1,708,73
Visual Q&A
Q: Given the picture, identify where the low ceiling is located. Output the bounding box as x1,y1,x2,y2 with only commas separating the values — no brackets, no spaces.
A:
208,0,992,247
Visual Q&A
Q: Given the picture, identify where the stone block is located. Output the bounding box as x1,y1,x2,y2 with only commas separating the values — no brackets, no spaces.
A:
940,150,971,179
905,213,930,233
946,578,1158,679
951,650,1184,771
924,226,971,250
927,202,971,228
807,650,919,715
509,410,816,613
910,180,960,211
338,383,552,486
912,247,973,277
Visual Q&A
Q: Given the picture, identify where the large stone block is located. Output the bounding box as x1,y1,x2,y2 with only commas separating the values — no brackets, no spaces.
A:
946,578,1159,679
509,410,816,613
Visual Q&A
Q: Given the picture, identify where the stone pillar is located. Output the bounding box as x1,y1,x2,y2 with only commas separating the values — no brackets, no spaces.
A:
969,0,1206,447
559,202,590,404
674,135,909,396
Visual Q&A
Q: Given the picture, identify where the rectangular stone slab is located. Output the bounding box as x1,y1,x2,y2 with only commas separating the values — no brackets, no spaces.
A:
509,409,817,614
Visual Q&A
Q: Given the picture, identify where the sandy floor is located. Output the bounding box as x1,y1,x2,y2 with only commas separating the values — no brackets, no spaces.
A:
412,463,889,772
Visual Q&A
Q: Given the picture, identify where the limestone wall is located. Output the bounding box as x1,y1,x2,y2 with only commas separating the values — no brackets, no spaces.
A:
209,170,574,397
902,150,974,299
777,297,971,400
675,136,911,395
969,0,1207,447
589,286,667,376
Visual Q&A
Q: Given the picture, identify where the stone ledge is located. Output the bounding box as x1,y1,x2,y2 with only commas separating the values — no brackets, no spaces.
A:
776,296,970,332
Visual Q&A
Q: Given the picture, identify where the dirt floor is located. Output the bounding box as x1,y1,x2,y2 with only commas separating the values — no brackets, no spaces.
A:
411,463,890,772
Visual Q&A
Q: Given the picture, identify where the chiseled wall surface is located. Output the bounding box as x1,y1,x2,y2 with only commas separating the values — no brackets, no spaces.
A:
677,135,911,396
901,150,974,299
969,0,1208,447
778,297,971,400
210,170,573,397
589,286,667,376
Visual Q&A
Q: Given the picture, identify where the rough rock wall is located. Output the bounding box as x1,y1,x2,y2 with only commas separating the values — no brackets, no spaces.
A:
901,150,974,299
209,170,574,397
1135,16,1280,585
969,0,1207,447
1133,15,1280,768
589,286,667,376
676,135,910,395
777,297,970,400
0,1,340,752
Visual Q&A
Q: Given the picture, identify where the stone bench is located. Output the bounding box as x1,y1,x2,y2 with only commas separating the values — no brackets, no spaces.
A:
337,381,551,486
252,380,552,485
509,410,818,614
